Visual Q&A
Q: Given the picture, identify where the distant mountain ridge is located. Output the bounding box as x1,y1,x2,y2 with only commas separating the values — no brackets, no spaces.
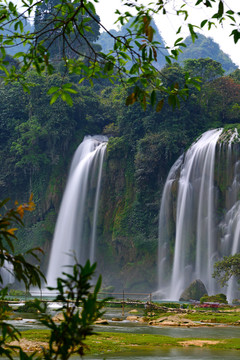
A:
177,33,237,74
3,16,237,75
97,22,237,74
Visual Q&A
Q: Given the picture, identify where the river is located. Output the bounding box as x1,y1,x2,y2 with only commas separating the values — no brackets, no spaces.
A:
9,305,240,360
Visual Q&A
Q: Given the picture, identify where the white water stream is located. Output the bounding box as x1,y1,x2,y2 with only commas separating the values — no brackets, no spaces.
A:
46,135,107,287
158,129,240,301
0,260,14,287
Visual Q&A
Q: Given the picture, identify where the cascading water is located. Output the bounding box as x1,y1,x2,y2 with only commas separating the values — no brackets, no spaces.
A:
46,135,107,287
158,128,240,302
0,260,14,287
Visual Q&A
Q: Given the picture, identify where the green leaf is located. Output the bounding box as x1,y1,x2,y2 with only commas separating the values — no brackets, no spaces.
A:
64,88,78,94
78,78,85,84
200,19,208,28
150,90,156,106
226,15,235,22
165,56,172,65
47,86,59,95
204,0,213,7
119,51,131,60
87,2,96,15
188,23,198,43
230,29,240,44
22,83,30,93
218,1,224,18
61,92,73,106
174,37,184,46
50,92,60,105
176,26,182,34
129,63,139,75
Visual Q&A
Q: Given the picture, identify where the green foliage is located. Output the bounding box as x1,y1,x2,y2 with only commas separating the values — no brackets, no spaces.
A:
178,34,237,74
15,301,39,314
0,293,12,315
0,71,109,199
0,197,45,359
0,192,108,360
229,69,240,84
213,253,240,287
201,76,240,124
107,136,126,158
159,302,180,309
11,116,49,174
0,197,44,290
33,260,108,360
183,58,224,83
34,0,101,61
185,310,240,325
1,0,235,109
8,289,28,297
232,299,240,305
8,329,240,354
1,52,240,292
200,293,228,304
97,18,168,70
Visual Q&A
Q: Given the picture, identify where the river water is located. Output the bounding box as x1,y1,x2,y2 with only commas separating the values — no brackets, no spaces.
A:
9,305,240,360
86,348,240,360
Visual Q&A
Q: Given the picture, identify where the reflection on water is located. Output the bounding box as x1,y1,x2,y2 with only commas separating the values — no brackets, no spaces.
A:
86,348,240,360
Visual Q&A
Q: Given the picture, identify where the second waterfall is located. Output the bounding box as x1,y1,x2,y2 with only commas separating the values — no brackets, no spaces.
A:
47,135,107,287
158,128,240,302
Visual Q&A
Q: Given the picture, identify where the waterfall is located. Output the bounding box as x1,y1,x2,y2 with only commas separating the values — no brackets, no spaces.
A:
46,135,107,287
0,260,14,288
158,128,240,301
158,155,183,297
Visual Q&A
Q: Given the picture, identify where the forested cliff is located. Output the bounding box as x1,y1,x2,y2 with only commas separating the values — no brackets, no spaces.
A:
1,41,240,291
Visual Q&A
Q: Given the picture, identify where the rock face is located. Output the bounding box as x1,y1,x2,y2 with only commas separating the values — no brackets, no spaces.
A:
179,279,208,301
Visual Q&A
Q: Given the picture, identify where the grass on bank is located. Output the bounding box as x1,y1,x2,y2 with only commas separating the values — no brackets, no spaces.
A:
17,330,240,354
142,303,240,325
184,311,240,324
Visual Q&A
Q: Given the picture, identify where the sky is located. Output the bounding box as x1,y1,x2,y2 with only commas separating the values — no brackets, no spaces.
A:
94,0,240,68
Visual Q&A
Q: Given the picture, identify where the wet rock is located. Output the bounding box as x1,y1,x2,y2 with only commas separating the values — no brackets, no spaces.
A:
179,279,208,301
126,315,139,321
138,317,148,323
149,315,198,327
52,312,64,322
94,319,109,325
128,309,138,313
112,317,123,321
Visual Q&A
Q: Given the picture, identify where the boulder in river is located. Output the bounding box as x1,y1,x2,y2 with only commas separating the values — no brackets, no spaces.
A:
179,279,208,301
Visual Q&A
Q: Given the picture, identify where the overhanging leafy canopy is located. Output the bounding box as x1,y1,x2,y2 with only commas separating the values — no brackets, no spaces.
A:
0,0,239,109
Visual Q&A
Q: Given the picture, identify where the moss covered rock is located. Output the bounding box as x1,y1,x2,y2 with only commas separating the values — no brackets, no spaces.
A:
179,279,208,301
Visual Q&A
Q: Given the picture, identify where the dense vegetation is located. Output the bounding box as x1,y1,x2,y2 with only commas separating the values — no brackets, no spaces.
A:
177,34,237,74
1,36,240,291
